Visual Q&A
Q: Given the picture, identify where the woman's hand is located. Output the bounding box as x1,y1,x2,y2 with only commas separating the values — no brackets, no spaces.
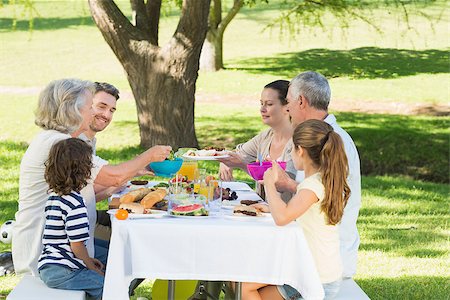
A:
219,163,234,181
149,145,172,162
217,152,245,169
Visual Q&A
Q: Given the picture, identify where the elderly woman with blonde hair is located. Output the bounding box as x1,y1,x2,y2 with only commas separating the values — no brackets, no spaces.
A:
12,78,171,276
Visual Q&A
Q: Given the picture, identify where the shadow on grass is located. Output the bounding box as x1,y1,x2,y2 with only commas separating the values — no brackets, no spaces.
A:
356,276,450,300
231,47,449,79
336,112,449,183
0,17,95,32
195,115,263,149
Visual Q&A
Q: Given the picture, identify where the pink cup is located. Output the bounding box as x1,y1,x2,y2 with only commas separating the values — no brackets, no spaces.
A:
247,161,287,180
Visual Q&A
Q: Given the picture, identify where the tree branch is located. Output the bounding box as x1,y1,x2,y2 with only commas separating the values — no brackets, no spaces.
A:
209,0,222,30
217,0,243,36
173,0,211,51
145,0,162,46
88,0,138,61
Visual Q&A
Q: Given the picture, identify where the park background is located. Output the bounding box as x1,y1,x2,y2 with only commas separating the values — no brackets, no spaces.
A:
0,0,448,299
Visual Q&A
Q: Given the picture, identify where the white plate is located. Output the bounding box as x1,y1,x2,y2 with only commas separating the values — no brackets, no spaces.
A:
107,209,166,219
221,200,240,209
224,213,272,221
182,154,230,161
222,181,253,191
166,214,210,219
234,191,263,201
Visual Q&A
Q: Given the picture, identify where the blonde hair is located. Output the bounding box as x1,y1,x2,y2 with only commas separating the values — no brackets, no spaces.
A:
35,79,95,133
293,119,350,225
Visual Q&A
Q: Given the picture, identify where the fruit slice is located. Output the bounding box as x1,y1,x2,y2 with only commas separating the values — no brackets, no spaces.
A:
171,203,208,216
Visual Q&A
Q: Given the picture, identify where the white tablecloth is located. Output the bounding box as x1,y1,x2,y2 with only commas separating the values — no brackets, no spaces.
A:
103,183,324,300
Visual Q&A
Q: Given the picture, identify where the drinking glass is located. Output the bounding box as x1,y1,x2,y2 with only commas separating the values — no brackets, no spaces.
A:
177,160,198,181
208,179,222,215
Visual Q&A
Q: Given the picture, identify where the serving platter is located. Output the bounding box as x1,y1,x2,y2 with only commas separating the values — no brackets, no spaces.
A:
182,154,230,161
107,209,166,219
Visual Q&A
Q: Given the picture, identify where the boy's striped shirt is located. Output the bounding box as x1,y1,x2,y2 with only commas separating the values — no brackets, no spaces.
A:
38,191,90,270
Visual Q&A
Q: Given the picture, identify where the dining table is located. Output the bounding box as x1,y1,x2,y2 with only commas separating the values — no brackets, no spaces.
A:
102,181,324,300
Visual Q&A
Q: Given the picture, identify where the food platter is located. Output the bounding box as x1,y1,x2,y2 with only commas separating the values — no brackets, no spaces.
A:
221,200,240,210
166,214,211,219
223,213,272,221
182,154,229,161
107,209,166,219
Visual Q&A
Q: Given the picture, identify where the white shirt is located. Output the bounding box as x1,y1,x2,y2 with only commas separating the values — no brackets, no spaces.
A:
81,155,108,256
295,114,361,278
12,130,107,275
79,133,97,155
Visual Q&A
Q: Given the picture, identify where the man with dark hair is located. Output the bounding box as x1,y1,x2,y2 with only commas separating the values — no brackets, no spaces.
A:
79,82,119,155
78,82,120,265
78,82,146,296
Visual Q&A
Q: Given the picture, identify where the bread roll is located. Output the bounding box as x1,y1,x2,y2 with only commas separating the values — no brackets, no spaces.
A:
119,188,153,204
119,202,145,214
109,197,121,209
140,189,167,209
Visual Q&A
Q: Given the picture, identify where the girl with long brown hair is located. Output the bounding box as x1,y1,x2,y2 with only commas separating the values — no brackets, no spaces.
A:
242,119,350,300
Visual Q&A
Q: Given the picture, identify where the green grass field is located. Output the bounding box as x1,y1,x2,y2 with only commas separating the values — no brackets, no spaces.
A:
0,1,449,299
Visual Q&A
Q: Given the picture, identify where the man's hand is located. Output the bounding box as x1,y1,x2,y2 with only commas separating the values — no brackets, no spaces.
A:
135,167,155,177
149,145,172,162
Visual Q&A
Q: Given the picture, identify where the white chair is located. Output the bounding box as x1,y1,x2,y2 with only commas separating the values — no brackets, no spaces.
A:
335,278,370,300
7,275,85,300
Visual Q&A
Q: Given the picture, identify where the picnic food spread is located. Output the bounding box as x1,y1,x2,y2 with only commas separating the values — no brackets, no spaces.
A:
184,147,228,157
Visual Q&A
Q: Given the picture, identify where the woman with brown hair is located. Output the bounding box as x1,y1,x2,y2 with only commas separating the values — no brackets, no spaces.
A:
242,119,351,300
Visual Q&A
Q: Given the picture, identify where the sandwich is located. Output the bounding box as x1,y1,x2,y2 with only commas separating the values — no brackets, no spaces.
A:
233,205,261,217
119,202,145,214
240,200,260,206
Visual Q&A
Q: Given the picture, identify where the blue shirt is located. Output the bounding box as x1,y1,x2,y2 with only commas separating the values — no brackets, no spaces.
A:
38,191,90,270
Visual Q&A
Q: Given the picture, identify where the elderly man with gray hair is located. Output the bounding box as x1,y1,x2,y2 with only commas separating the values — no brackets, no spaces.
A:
274,71,361,279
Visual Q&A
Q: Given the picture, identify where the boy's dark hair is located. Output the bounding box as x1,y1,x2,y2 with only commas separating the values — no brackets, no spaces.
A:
45,138,93,196
94,82,120,100
264,80,289,105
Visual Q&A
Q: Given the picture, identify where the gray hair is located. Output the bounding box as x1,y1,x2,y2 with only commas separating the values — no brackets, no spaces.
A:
290,71,331,111
35,79,95,133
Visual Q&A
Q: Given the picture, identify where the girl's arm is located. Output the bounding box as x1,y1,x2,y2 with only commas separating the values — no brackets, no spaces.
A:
264,161,318,226
70,241,104,276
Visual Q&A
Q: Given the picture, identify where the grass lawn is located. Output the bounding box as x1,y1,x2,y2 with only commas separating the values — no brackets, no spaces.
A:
0,0,449,299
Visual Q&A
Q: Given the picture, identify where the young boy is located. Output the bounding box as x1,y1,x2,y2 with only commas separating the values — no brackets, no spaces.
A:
38,138,104,300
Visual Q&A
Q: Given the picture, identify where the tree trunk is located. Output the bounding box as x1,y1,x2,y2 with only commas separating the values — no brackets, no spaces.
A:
200,30,224,71
199,0,243,72
89,0,210,149
127,51,200,149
